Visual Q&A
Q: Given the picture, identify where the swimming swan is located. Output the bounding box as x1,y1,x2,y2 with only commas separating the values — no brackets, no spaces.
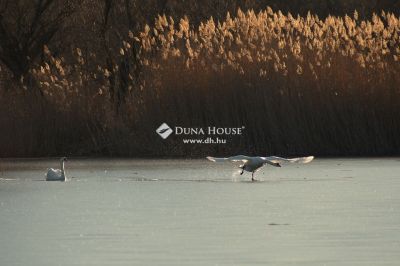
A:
207,155,314,181
46,157,68,181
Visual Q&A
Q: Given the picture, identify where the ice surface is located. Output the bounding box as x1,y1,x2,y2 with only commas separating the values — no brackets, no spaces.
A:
0,158,399,265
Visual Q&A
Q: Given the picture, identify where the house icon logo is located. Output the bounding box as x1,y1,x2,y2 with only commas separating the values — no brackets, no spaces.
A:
156,123,173,139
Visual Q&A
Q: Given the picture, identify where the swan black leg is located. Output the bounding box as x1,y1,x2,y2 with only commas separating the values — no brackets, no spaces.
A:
240,166,244,175
251,172,255,181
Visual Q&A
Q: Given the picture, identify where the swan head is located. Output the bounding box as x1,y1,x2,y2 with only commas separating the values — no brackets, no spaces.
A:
60,157,68,162
275,162,281,167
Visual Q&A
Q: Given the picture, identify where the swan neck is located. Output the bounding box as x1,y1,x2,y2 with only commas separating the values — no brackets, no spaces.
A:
60,160,66,178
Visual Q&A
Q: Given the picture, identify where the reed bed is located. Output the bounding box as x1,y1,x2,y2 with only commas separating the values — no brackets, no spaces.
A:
1,8,400,156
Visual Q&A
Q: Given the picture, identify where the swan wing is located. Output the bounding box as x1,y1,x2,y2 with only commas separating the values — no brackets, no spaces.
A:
52,168,62,175
262,156,314,164
206,155,250,163
46,168,63,181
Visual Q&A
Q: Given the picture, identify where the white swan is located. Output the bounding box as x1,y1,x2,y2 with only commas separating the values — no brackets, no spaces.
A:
46,157,68,181
207,155,314,181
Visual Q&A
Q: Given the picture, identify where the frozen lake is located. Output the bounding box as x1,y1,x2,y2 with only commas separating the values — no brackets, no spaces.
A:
0,158,399,265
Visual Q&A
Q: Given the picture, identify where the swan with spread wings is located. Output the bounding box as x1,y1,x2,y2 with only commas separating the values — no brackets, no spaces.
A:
207,155,314,181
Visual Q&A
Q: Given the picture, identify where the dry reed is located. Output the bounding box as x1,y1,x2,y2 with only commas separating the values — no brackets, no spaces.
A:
1,8,400,156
